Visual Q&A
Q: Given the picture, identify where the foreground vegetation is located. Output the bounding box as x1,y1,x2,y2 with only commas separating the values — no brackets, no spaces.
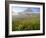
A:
12,14,40,31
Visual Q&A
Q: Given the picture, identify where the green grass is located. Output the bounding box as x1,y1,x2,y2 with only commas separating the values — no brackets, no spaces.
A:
12,14,40,31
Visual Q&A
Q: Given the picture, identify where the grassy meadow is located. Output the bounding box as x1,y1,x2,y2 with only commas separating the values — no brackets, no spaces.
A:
12,13,40,31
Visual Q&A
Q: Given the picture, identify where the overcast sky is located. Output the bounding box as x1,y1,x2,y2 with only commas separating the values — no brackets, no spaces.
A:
12,6,40,15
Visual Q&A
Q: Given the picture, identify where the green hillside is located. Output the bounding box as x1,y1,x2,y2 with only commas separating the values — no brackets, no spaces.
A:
12,13,40,31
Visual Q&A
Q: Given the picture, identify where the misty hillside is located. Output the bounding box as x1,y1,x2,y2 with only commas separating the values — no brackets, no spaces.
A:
12,13,40,21
12,7,40,20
